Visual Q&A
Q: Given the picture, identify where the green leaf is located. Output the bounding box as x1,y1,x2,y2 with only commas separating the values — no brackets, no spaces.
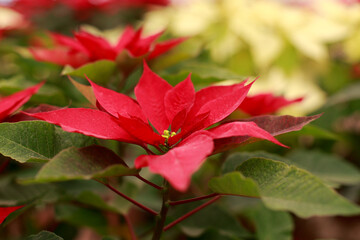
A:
75,191,121,213
211,158,360,217
189,229,241,240
32,145,138,183
222,151,287,174
0,77,67,106
209,172,260,198
62,60,116,84
174,203,251,238
162,61,245,86
25,231,64,240
240,158,360,217
223,151,360,187
55,204,108,234
244,204,293,240
0,121,95,163
287,150,360,186
0,178,57,206
292,124,338,140
68,76,96,106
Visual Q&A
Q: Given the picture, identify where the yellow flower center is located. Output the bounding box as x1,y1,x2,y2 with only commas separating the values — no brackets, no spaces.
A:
161,130,176,139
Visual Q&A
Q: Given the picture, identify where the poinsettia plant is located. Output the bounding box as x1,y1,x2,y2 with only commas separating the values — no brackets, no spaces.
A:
1,1,360,240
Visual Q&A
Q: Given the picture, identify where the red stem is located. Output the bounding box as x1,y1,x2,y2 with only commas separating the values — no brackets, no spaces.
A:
169,193,219,206
136,175,163,190
164,195,221,231
103,183,158,216
124,213,137,240
0,159,10,173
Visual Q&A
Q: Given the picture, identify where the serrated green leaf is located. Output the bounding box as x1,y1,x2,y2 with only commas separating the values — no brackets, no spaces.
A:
223,151,360,187
32,145,138,183
213,158,360,217
287,150,360,186
0,121,95,163
236,158,360,217
25,231,64,240
62,60,116,84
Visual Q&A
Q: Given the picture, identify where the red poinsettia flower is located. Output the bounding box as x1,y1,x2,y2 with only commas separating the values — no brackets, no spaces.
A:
0,82,44,122
0,206,24,224
238,93,303,116
29,63,286,191
4,0,169,17
30,27,185,68
61,0,169,11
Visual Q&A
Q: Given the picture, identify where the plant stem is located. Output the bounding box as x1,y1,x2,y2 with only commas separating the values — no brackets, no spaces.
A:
136,175,163,190
164,195,221,231
124,213,137,240
169,193,219,206
0,159,9,173
103,182,158,216
151,180,170,240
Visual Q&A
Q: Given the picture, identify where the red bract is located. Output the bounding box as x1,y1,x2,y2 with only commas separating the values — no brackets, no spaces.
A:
0,82,44,122
3,0,169,17
30,27,185,68
0,206,24,224
238,93,303,116
29,63,286,191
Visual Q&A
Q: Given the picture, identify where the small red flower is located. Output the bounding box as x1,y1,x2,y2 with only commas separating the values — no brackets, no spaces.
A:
0,82,44,122
29,63,286,191
30,27,185,68
238,93,303,116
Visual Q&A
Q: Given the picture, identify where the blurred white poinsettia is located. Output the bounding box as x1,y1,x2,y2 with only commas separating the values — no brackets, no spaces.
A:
144,0,360,114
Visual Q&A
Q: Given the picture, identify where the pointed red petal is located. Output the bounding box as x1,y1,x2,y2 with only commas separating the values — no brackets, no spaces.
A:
0,206,24,224
164,74,195,125
4,104,60,123
117,114,164,146
239,93,303,116
147,37,186,60
28,108,137,143
74,31,117,60
213,114,321,153
135,132,213,191
185,81,251,131
134,62,172,133
30,48,89,67
87,77,146,121
0,82,44,122
50,32,88,53
209,121,287,148
126,28,163,57
115,26,136,52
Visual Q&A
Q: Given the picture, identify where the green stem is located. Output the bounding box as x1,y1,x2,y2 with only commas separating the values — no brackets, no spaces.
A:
151,180,170,240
